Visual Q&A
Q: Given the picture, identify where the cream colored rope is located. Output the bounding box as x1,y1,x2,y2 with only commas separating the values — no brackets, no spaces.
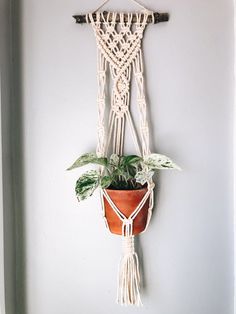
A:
92,0,152,15
89,11,149,157
88,10,154,306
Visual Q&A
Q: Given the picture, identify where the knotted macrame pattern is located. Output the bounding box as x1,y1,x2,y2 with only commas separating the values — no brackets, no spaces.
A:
88,11,154,306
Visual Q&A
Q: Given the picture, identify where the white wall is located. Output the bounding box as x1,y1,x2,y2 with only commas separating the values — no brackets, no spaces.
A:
9,0,234,313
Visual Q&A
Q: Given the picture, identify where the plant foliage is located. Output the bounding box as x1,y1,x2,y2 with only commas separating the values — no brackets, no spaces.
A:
67,153,180,201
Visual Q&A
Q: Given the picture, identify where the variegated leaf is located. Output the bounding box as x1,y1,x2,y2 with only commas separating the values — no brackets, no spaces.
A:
109,154,119,166
67,153,107,170
144,153,181,170
75,170,100,201
100,176,112,189
135,170,154,185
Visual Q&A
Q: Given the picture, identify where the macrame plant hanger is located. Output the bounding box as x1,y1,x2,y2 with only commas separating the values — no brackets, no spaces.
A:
73,0,169,306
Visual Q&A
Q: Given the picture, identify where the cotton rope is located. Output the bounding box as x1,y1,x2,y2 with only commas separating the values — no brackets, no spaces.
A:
88,7,155,306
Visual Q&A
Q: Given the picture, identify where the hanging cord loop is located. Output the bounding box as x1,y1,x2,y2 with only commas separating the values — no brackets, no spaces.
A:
91,0,152,14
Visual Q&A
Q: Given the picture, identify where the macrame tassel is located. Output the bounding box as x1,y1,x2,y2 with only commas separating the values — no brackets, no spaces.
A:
117,236,142,306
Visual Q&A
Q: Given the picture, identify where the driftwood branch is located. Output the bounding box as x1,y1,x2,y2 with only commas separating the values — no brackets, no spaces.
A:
73,11,169,24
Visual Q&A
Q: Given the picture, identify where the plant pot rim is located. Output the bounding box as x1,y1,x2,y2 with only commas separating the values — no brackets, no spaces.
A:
104,185,148,193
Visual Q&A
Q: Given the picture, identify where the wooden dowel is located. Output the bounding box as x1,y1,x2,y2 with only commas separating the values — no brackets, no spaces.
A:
73,11,169,24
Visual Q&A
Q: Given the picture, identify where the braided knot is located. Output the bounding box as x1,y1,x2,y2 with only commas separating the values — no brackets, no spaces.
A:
112,103,128,117
122,235,135,255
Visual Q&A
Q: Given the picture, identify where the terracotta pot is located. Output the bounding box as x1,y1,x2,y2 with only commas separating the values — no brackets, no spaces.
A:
103,187,150,236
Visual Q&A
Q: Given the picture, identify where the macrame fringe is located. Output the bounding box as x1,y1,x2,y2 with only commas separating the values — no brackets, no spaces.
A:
117,236,142,306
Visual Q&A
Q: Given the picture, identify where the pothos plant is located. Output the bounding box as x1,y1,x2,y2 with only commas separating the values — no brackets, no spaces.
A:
67,153,180,201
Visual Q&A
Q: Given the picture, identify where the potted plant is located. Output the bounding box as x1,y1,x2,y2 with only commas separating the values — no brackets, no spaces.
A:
67,152,180,235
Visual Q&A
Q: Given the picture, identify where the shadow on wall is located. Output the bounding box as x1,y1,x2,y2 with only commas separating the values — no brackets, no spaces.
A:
2,0,26,313
11,0,26,312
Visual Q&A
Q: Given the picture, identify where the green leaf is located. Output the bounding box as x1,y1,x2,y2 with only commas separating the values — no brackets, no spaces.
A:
67,153,107,170
121,155,142,166
75,170,100,201
112,168,123,177
143,154,181,170
125,164,136,178
100,176,112,189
